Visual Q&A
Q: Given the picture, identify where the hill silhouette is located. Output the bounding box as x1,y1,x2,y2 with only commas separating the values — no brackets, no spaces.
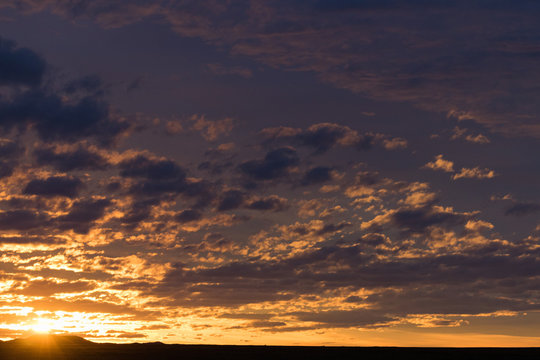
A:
9,334,94,346
0,334,538,360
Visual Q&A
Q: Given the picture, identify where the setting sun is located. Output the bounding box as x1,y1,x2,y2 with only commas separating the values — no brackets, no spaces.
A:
31,320,52,334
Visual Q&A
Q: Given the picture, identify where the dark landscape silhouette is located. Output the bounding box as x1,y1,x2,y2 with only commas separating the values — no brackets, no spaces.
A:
0,334,538,360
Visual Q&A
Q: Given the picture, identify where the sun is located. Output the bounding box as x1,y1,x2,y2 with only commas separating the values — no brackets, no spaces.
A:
31,319,53,334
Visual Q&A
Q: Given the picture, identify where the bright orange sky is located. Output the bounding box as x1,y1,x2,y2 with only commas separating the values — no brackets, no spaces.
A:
0,0,539,346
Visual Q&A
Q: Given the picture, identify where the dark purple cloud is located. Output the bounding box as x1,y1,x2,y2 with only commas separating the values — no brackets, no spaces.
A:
23,176,84,198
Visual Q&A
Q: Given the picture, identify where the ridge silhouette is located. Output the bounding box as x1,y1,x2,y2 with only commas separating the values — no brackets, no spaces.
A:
0,334,539,360
10,334,94,345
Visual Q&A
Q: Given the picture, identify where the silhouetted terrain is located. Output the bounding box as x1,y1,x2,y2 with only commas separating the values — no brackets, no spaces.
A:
0,335,538,360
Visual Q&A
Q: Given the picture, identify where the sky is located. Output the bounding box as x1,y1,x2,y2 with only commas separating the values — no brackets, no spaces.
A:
0,0,539,346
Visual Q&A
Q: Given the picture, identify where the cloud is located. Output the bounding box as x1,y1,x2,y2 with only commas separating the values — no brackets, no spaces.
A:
245,195,288,212
452,167,496,180
56,198,111,234
424,155,496,180
153,230,540,317
0,210,49,231
165,120,183,135
0,37,129,146
291,309,394,328
119,155,185,180
117,154,216,211
382,137,408,150
423,155,455,172
239,147,299,181
34,145,109,171
117,198,160,228
260,123,389,154
0,10,538,341
216,190,245,211
175,209,203,223
118,155,188,196
14,279,95,296
0,139,23,178
0,90,129,146
391,205,472,235
295,123,360,153
300,166,336,186
315,221,351,235
205,190,290,214
505,202,540,217
8,1,540,137
198,232,235,252
191,114,234,141
0,37,46,87
23,176,84,198
450,127,490,144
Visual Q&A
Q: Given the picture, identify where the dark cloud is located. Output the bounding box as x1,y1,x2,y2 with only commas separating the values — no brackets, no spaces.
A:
261,123,380,154
56,198,111,234
291,309,393,328
119,155,191,197
175,209,202,223
505,202,540,217
0,158,20,179
0,235,65,245
390,205,471,235
118,198,160,227
117,155,216,217
296,123,352,153
301,166,335,186
34,146,109,171
250,320,286,328
0,210,49,231
119,155,185,180
0,37,128,146
198,233,234,252
352,171,381,187
6,1,540,136
154,239,540,315
216,190,245,211
0,90,128,146
0,139,23,179
239,147,299,181
0,37,46,87
245,195,288,212
0,139,22,158
315,221,351,235
23,176,84,198
364,286,539,316
177,179,217,208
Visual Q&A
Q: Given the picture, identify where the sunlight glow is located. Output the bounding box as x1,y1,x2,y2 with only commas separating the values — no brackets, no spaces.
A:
31,319,53,334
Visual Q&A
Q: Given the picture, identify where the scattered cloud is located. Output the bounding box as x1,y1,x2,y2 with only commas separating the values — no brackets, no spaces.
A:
451,127,490,144
452,167,496,180
0,7,536,344
424,155,496,180
423,155,455,173
191,114,234,141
